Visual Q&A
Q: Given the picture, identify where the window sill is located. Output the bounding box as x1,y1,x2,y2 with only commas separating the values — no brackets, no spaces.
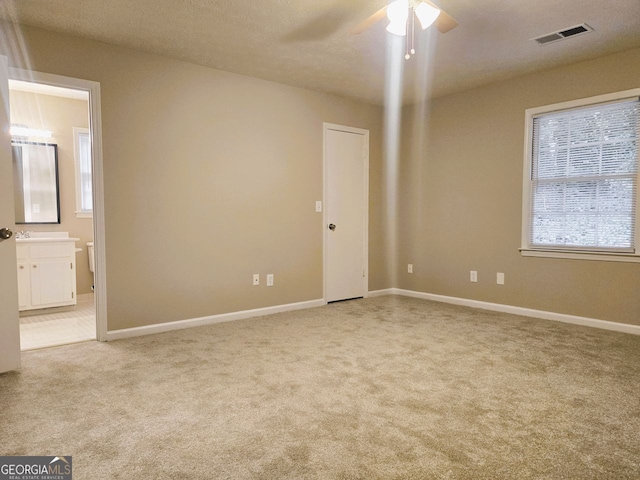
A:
75,211,93,219
520,248,640,263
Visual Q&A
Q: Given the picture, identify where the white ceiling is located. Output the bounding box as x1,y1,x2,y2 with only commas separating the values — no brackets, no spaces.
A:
2,0,640,105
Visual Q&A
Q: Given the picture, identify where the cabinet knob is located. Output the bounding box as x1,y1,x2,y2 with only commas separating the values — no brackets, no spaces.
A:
33,265,37,269
19,265,24,269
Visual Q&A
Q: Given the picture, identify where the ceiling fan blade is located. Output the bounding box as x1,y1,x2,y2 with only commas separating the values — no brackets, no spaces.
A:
422,0,458,33
350,5,388,35
435,9,458,33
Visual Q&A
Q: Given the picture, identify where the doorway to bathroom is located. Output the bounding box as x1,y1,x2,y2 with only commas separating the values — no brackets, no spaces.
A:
8,71,106,350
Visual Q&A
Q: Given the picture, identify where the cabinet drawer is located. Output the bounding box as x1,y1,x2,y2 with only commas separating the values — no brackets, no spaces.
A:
30,244,72,259
16,245,28,260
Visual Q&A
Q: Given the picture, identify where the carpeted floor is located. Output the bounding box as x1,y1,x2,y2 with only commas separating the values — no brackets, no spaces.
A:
1,296,639,479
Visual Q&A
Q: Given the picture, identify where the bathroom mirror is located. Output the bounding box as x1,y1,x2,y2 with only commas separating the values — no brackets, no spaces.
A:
12,141,61,224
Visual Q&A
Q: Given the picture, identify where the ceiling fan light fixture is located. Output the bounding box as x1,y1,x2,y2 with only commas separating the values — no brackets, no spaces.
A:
386,20,408,36
415,2,441,29
386,0,409,36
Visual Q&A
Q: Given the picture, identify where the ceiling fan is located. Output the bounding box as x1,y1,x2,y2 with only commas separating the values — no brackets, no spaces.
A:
351,0,458,37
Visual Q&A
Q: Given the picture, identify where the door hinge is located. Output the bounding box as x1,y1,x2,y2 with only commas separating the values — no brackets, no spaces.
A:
70,262,73,269
71,292,74,299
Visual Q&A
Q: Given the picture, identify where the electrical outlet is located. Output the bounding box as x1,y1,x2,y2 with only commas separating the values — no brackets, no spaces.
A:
408,264,413,274
470,270,478,283
266,274,274,287
497,272,505,285
253,274,260,286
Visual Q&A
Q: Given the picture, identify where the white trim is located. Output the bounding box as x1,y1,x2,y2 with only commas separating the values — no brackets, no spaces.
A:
105,287,640,341
106,299,326,341
521,249,640,263
323,123,370,303
367,288,395,297
9,68,108,342
522,88,640,262
77,293,94,302
381,288,640,336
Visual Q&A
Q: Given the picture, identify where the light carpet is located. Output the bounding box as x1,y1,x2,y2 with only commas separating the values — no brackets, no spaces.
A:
1,296,639,479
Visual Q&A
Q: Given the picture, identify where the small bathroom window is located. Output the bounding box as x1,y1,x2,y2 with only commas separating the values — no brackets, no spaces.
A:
73,127,92,218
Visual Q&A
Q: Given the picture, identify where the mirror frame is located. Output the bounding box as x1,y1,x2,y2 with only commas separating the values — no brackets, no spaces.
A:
12,141,61,225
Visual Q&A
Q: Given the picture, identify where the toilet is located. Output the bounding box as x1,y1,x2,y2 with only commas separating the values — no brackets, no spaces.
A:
87,242,95,290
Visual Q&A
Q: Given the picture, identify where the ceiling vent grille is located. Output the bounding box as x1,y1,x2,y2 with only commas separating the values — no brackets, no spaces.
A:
533,23,594,46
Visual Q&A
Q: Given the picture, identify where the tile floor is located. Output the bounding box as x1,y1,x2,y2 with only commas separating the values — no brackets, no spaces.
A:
20,297,96,350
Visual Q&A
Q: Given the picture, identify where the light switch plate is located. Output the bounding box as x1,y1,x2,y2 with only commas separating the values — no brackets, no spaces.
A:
315,201,322,212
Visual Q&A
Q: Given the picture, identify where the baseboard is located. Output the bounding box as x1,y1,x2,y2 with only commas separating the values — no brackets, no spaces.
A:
367,288,395,297
386,288,640,336
77,293,94,302
107,298,326,341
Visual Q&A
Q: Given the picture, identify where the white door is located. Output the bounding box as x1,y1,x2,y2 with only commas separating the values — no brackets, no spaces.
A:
0,55,22,373
325,124,369,302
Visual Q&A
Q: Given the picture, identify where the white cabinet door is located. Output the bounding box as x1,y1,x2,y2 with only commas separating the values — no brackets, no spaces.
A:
30,259,73,307
17,262,29,309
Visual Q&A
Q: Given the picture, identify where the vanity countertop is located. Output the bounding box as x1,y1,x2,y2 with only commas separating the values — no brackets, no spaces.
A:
16,237,80,243
15,232,79,242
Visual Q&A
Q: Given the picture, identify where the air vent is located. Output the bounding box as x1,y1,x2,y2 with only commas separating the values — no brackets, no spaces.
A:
533,23,594,46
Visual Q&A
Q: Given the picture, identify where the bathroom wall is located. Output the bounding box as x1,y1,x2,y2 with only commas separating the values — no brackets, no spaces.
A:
9,90,94,295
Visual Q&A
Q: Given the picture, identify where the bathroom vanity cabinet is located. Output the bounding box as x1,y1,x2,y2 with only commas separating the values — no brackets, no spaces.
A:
16,234,78,311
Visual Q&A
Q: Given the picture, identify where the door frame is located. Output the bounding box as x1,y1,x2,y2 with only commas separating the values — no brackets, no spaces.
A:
9,68,108,342
322,123,369,303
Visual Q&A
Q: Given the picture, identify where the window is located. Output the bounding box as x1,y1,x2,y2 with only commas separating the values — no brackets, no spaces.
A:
73,127,93,218
522,90,640,262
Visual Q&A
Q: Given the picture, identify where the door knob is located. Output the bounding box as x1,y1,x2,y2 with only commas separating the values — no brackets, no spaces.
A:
0,228,12,240
328,223,336,231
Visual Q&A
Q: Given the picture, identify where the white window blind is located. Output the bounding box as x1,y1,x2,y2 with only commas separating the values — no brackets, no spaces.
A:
530,98,639,252
78,131,92,212
73,127,93,217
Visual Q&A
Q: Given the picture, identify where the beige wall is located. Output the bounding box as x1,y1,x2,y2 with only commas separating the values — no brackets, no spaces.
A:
9,90,94,295
2,24,388,330
3,23,636,331
398,48,640,326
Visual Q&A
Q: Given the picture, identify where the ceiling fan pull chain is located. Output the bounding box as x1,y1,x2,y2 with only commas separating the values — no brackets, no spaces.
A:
410,11,416,56
404,7,411,59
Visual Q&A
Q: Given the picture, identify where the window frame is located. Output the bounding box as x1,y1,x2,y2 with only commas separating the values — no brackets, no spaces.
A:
73,127,93,219
521,88,640,263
